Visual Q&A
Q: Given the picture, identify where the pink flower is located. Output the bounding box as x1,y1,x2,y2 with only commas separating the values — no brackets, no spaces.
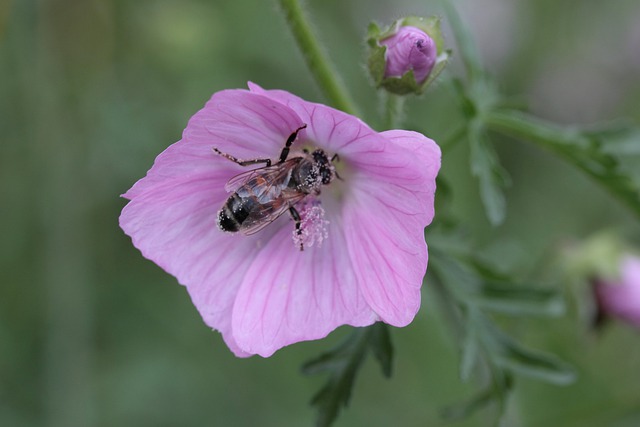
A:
119,83,441,357
595,255,640,328
381,26,437,84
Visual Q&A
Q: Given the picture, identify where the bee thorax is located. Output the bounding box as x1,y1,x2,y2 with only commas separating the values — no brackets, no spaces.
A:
304,165,323,188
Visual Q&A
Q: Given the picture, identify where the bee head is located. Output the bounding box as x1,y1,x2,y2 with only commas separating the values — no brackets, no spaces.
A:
312,149,335,185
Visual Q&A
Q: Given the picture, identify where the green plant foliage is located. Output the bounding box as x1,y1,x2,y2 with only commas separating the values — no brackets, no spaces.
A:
4,0,640,426
486,111,640,220
303,324,393,427
429,240,574,422
468,128,511,225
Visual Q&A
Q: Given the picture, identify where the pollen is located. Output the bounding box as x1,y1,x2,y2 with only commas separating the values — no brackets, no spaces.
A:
293,202,329,249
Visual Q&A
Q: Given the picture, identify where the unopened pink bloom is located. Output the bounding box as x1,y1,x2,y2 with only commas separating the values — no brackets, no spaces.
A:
119,83,441,357
381,26,437,84
595,255,640,328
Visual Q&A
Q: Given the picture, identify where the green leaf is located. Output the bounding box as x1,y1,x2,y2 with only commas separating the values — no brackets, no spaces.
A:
429,248,481,301
459,308,481,381
368,323,393,378
588,122,640,187
302,329,366,375
303,329,368,427
431,241,575,426
486,110,640,220
310,373,358,427
431,248,575,387
442,364,513,423
303,325,395,427
441,387,495,421
480,318,576,385
469,126,511,225
586,120,640,155
470,282,565,317
421,50,451,92
451,77,477,118
301,349,347,376
379,69,421,95
432,246,565,317
430,176,461,229
496,341,576,386
366,21,387,86
466,260,565,316
366,21,381,43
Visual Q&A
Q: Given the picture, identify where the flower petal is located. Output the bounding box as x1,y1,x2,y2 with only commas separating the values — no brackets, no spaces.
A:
343,130,441,326
187,89,306,159
379,129,441,222
231,208,376,357
120,88,307,356
381,26,437,84
120,172,282,357
248,82,380,154
125,89,305,199
598,255,640,327
121,84,442,357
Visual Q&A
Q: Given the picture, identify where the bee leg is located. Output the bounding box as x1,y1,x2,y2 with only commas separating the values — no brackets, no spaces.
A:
289,206,304,251
331,153,344,180
212,148,272,167
278,124,307,164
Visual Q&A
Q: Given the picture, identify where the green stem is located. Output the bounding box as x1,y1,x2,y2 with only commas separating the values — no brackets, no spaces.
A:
485,110,587,147
485,110,640,220
383,93,405,130
278,0,359,116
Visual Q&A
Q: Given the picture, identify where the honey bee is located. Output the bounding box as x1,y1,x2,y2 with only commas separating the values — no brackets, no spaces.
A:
214,124,338,250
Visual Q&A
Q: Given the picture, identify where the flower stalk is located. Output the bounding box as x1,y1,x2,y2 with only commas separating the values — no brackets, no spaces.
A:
383,93,405,130
278,0,359,116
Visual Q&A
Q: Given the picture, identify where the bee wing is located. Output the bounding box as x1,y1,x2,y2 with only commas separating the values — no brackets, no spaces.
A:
224,168,265,193
241,192,307,236
223,159,300,193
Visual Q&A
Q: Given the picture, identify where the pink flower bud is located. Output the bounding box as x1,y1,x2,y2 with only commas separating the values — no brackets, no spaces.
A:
594,255,640,328
380,26,437,85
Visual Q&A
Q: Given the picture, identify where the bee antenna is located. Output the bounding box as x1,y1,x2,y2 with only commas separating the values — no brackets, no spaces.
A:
331,153,340,162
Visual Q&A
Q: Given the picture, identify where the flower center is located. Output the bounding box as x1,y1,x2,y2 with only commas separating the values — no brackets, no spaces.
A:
292,200,329,249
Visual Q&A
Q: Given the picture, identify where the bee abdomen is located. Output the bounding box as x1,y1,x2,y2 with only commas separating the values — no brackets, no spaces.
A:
217,193,251,232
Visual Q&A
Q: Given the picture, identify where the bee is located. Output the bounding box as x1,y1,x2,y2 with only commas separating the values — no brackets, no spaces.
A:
214,124,338,250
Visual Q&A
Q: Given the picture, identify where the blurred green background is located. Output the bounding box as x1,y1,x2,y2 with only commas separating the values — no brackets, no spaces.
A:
2,0,640,426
